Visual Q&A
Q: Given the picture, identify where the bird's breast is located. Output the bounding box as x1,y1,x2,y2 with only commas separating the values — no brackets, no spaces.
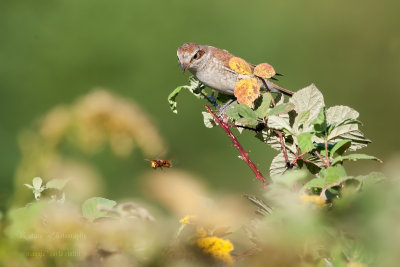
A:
192,64,238,95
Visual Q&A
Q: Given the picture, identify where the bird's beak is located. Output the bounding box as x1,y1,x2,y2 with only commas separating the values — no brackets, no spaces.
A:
178,61,187,73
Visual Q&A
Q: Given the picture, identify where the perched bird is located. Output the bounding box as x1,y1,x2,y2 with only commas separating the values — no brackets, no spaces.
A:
177,42,293,96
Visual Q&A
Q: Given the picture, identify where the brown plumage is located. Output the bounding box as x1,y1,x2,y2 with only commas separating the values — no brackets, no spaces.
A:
177,42,293,96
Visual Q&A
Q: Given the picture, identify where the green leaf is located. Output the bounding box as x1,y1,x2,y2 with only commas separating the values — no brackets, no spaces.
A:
237,104,257,120
304,177,325,188
329,140,351,157
332,154,382,166
268,103,295,116
294,110,310,128
168,86,184,114
303,159,323,175
327,105,359,123
225,102,241,120
324,165,347,181
226,102,258,124
46,178,69,190
312,107,326,125
325,105,370,151
255,93,272,118
82,197,117,222
233,104,258,125
236,117,258,126
202,112,215,128
256,130,287,152
312,107,327,134
168,76,205,114
267,114,292,133
269,152,295,177
304,165,348,189
290,84,325,131
297,132,314,153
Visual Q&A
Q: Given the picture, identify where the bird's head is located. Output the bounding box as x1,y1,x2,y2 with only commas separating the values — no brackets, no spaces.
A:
177,42,205,73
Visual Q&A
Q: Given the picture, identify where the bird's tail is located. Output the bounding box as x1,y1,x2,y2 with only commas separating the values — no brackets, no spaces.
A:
265,80,294,96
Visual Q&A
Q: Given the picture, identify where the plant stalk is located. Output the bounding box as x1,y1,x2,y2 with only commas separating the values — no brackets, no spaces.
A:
205,105,267,186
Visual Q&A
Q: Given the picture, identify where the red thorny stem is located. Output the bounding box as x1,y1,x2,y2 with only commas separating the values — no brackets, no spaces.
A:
205,105,267,186
274,130,290,168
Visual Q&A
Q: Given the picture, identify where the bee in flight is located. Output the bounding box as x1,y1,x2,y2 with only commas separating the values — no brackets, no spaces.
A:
145,158,172,169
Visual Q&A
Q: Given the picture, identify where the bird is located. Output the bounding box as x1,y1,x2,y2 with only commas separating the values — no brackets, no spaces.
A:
177,42,293,96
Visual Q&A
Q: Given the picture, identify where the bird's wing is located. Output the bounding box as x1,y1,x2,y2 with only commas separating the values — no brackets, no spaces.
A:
207,46,238,74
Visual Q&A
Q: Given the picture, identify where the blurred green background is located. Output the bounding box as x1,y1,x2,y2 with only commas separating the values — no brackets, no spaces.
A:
1,0,399,206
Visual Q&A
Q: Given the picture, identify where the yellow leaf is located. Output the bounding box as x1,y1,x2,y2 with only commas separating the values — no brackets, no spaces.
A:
254,63,276,79
234,78,260,107
228,57,252,75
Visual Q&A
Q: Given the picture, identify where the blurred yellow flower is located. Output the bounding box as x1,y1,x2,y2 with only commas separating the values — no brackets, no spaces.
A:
179,215,196,225
73,89,164,157
196,236,234,264
37,89,165,158
300,194,325,207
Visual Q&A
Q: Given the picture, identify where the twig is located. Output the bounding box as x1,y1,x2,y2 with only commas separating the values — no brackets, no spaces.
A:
290,150,310,167
274,130,290,168
205,105,267,186
228,124,258,132
315,151,329,168
200,92,218,108
324,138,330,167
228,123,265,132
290,147,314,168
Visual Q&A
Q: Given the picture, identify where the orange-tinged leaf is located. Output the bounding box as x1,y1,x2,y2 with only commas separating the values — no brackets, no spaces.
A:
228,57,252,75
234,78,260,107
254,63,276,79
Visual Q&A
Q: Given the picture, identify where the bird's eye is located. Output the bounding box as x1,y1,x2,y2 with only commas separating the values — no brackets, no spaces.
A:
192,50,204,61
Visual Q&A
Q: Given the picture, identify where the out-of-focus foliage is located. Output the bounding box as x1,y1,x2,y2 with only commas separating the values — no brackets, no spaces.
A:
2,162,400,266
13,89,165,204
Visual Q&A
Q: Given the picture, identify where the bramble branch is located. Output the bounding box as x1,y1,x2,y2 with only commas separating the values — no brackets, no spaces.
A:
274,130,290,168
290,148,310,168
205,105,267,186
315,150,329,168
